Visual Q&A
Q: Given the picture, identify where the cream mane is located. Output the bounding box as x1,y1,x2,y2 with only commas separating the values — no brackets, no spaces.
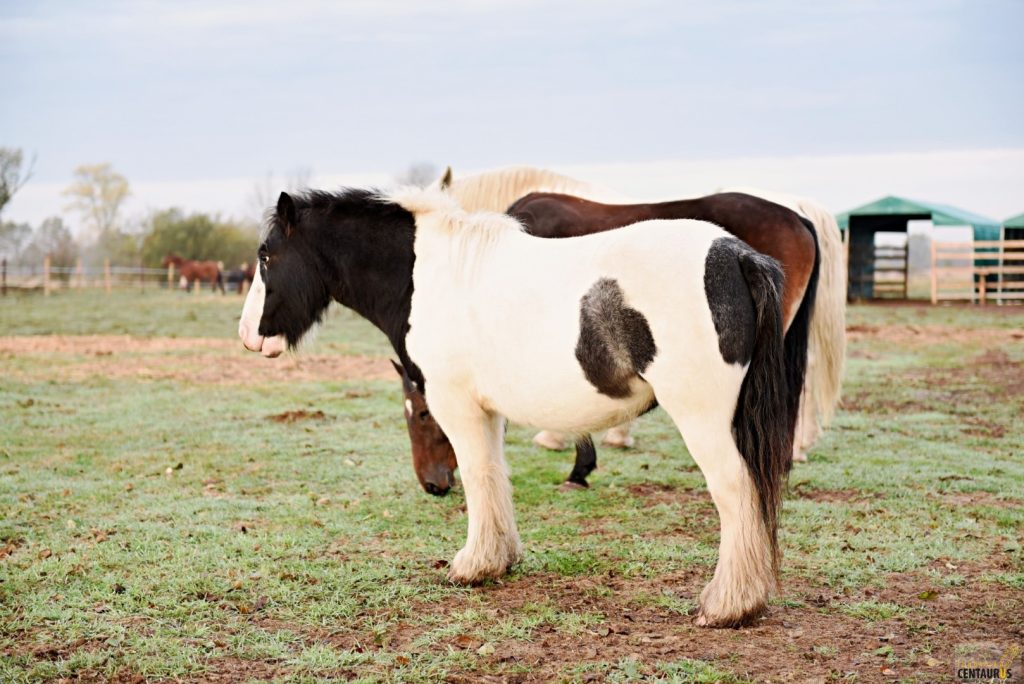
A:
443,165,617,212
386,185,525,247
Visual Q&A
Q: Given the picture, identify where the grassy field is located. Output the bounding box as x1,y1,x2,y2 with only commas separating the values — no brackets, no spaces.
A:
1,290,1022,683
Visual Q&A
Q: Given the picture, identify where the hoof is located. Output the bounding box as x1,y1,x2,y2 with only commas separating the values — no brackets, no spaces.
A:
695,601,766,628
533,430,568,451
601,434,634,449
558,480,588,492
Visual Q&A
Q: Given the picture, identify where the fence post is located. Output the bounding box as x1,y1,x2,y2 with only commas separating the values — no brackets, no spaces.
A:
167,263,174,290
194,275,201,296
1,258,6,297
978,270,987,306
43,255,51,296
104,258,112,294
930,239,938,305
75,258,84,289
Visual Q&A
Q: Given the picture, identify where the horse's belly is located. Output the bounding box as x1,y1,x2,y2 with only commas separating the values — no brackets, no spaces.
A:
478,373,654,434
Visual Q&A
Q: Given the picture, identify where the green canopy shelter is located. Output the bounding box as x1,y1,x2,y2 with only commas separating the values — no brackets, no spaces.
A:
1005,213,1024,240
836,196,1001,299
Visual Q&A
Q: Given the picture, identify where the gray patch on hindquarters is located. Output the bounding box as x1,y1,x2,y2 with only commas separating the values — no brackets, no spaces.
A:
704,237,758,365
575,278,657,398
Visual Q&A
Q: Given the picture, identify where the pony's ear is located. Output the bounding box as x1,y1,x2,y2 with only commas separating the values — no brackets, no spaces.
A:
277,192,298,237
439,166,453,189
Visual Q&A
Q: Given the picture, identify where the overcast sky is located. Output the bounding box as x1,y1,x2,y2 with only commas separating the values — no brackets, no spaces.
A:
3,0,1023,230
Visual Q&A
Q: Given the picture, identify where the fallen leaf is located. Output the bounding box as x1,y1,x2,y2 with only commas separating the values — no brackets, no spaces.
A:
395,655,410,666
431,559,449,569
918,590,938,600
454,635,480,649
38,549,52,560
880,667,896,676
316,497,330,506
477,642,495,656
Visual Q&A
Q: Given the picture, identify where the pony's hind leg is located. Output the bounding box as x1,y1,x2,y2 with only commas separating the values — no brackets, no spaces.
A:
653,381,777,627
429,401,522,584
682,412,775,626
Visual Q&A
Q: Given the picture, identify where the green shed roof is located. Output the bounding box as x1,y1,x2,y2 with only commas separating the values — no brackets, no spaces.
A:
837,195,1001,240
1005,213,1024,229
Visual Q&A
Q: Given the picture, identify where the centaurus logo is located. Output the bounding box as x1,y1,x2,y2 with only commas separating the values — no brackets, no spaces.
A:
955,644,1020,681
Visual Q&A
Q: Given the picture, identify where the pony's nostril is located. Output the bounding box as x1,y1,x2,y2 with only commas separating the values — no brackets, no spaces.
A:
424,482,450,497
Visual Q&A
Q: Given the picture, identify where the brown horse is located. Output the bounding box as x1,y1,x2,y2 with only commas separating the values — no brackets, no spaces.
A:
162,253,225,293
400,191,819,495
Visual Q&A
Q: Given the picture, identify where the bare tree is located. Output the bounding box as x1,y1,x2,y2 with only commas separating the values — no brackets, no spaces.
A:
0,147,35,218
395,162,439,188
247,167,313,221
62,163,131,241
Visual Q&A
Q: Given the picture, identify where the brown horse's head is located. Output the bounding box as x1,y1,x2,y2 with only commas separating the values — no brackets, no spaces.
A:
390,360,458,496
161,253,180,268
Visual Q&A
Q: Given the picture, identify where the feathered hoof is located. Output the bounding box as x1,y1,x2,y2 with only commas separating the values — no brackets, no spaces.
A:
601,429,634,449
695,579,768,628
446,542,521,585
532,430,568,451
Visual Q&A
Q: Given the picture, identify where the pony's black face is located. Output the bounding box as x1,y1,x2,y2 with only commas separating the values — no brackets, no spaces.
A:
255,192,333,348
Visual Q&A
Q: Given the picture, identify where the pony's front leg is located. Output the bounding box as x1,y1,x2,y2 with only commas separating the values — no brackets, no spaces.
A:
432,403,521,584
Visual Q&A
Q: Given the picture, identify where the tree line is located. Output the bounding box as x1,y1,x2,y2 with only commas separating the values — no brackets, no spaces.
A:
0,148,439,272
0,149,259,271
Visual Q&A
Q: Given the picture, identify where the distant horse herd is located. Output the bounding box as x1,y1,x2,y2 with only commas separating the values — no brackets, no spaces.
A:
236,165,847,628
160,253,254,294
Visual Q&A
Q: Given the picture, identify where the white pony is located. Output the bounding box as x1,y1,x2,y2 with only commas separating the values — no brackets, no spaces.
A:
239,186,794,626
437,166,846,460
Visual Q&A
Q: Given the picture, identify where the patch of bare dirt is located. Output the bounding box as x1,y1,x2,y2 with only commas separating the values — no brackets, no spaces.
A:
791,486,879,504
626,483,709,508
971,348,1024,398
417,554,1021,683
1,334,394,384
268,409,327,423
846,323,1023,347
0,334,239,354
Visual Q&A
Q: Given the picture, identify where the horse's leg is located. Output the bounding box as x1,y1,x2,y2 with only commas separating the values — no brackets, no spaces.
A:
601,420,635,448
532,429,568,451
429,400,521,583
651,378,776,627
561,435,596,490
791,382,817,463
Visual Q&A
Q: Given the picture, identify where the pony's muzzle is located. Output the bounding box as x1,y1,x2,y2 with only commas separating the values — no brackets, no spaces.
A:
421,466,456,496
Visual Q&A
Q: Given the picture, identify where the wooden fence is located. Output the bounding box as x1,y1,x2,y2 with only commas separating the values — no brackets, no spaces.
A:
0,258,224,296
931,239,1024,304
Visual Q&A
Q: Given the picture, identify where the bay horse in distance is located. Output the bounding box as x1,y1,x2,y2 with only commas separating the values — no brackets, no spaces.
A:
162,253,226,293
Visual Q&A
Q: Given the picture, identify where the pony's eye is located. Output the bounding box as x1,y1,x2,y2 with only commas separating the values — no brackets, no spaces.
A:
259,253,269,265
418,410,430,420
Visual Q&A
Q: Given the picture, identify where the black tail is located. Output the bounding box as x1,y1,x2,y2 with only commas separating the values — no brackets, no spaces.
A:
782,219,820,453
734,249,792,575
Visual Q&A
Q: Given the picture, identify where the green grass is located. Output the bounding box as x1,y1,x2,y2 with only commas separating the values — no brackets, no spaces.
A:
1,291,1022,682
